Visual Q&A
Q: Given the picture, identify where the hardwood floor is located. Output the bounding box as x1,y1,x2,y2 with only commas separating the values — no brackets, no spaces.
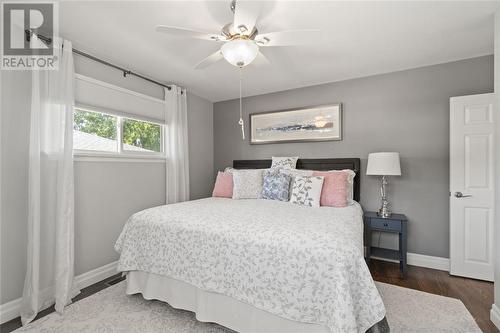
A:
1,260,498,333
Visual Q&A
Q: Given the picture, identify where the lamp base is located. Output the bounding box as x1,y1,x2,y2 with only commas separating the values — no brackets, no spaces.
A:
377,207,392,218
377,175,392,218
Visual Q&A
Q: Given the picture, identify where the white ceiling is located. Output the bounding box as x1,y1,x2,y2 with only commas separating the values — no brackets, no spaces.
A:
60,1,498,102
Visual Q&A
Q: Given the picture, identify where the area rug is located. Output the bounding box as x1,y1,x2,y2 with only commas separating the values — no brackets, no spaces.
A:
16,281,480,333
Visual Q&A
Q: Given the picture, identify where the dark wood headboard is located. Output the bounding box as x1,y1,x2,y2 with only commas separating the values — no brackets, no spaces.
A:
233,158,361,202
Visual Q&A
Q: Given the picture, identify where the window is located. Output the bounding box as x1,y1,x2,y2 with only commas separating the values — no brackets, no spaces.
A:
73,108,164,156
73,109,118,152
122,118,162,153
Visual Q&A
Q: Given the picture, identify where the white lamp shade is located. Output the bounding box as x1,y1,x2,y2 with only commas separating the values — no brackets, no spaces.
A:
221,39,259,67
366,152,401,176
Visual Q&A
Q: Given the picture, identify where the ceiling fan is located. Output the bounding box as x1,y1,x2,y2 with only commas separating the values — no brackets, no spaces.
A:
155,0,319,140
155,0,319,69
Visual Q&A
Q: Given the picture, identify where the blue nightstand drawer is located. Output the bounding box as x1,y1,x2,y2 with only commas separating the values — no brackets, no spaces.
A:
370,218,402,232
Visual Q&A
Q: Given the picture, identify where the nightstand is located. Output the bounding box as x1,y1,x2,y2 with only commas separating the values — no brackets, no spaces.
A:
364,211,408,277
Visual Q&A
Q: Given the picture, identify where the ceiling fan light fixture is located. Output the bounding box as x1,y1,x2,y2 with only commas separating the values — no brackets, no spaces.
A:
237,25,248,33
221,39,258,67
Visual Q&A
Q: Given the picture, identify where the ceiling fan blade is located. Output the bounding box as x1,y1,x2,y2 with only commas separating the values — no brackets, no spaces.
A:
155,25,224,42
194,50,224,69
255,30,320,47
233,0,261,36
251,50,271,67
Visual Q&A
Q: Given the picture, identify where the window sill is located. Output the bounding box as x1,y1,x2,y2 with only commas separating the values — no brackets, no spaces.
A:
73,152,166,163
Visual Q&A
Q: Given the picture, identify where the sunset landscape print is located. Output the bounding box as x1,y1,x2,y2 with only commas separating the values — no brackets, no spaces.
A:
250,104,342,144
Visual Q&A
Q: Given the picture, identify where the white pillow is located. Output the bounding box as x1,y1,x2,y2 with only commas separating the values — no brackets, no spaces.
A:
279,169,313,197
232,169,264,199
271,156,298,169
345,170,356,203
225,167,268,173
289,175,324,207
279,169,313,178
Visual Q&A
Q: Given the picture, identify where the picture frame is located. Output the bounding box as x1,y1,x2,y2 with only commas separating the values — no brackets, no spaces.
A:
249,103,343,144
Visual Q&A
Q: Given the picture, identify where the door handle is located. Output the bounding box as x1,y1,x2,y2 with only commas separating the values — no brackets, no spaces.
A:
454,191,472,198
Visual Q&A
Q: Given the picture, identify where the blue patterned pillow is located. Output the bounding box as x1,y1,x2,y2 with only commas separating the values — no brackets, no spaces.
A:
262,170,291,201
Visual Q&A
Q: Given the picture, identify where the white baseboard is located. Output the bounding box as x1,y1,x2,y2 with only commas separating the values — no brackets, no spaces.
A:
370,252,450,271
74,261,119,290
407,253,450,271
0,261,118,325
0,298,21,326
491,304,500,330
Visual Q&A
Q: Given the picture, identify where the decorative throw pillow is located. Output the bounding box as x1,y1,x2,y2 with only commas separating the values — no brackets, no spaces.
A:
262,170,291,201
321,169,356,204
225,167,268,173
289,175,324,207
313,171,348,207
279,168,313,194
232,169,264,199
345,170,356,203
271,156,298,169
279,168,313,178
212,171,233,198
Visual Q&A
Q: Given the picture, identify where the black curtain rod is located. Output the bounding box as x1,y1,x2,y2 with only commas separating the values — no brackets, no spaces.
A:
72,49,172,90
26,30,173,91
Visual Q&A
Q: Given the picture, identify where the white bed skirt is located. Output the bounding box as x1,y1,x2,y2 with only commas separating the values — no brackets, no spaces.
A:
126,270,330,333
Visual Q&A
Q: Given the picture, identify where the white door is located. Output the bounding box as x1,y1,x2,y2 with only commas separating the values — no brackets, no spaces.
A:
450,93,494,281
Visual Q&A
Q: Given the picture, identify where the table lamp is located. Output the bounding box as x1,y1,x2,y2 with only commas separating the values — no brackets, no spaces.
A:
366,152,401,218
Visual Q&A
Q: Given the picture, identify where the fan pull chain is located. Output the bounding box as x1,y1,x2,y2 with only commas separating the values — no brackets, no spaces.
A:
239,67,245,140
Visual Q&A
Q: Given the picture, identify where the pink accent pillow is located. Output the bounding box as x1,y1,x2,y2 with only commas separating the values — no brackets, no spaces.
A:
212,171,233,198
313,171,349,207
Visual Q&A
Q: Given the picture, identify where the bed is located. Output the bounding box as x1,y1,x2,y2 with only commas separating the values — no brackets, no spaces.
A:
115,158,388,333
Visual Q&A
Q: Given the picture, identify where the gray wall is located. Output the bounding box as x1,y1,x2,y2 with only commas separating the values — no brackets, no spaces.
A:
187,93,215,199
73,162,166,275
0,56,214,304
214,55,494,259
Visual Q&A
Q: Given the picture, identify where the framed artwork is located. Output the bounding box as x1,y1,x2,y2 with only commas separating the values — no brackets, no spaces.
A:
249,103,342,144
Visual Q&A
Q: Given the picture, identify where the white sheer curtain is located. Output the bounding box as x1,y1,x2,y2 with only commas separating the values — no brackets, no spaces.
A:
164,86,190,204
21,39,80,325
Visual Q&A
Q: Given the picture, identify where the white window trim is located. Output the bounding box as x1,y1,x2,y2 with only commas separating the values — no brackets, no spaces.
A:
73,151,166,163
73,107,166,161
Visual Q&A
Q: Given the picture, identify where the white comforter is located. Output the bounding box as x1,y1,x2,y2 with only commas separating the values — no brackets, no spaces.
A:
115,198,386,333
